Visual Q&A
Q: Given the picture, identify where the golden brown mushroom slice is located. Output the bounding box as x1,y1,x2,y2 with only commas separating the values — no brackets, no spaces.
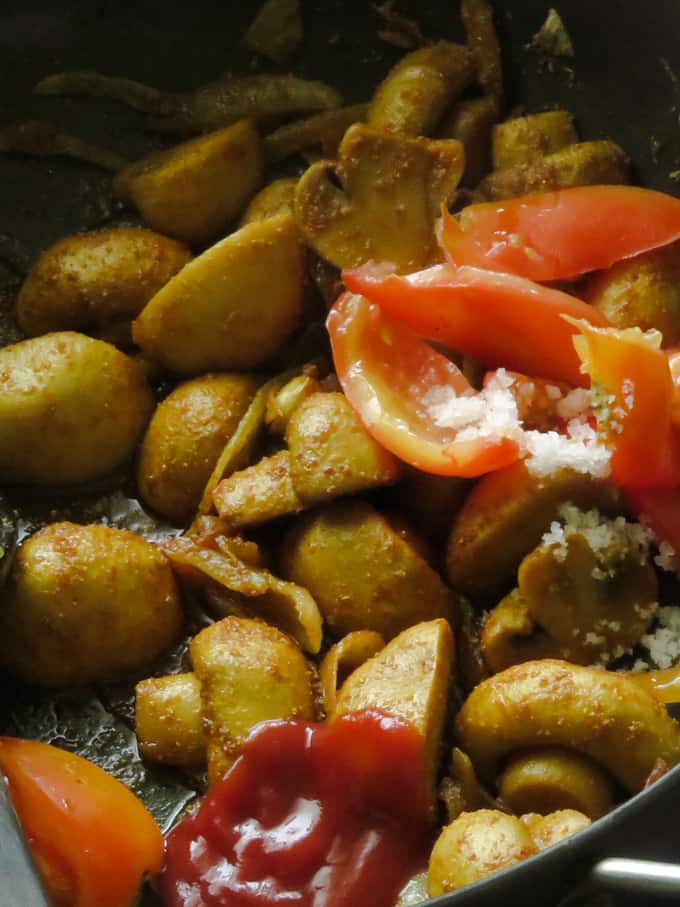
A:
36,71,342,134
16,227,191,339
212,450,304,530
438,96,497,187
190,616,315,783
439,747,497,823
585,242,680,344
0,120,128,171
114,120,263,246
460,0,505,114
477,139,630,201
491,110,578,170
518,521,658,666
281,499,454,640
445,462,621,604
135,673,205,767
481,588,558,673
367,43,474,137
498,747,617,819
243,0,303,65
133,214,304,375
239,178,298,225
456,659,680,793
213,392,401,529
163,534,323,654
285,392,402,501
335,618,454,808
198,372,292,515
294,123,464,271
264,104,369,164
137,373,258,525
319,630,386,717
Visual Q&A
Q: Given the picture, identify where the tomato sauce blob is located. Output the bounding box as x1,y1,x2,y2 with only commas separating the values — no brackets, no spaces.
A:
158,709,431,907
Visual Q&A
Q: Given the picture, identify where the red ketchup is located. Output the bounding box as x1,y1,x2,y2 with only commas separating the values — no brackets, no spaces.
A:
159,709,431,907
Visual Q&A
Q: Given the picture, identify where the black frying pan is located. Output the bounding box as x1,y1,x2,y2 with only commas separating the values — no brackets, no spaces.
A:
2,2,680,906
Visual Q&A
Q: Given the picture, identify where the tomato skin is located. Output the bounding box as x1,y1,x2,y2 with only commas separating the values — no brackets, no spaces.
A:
344,262,606,386
327,292,520,477
0,738,163,907
438,186,680,282
571,322,676,488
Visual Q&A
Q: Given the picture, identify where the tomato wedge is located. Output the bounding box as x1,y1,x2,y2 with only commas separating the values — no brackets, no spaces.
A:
438,186,680,282
326,292,521,476
570,320,677,488
0,738,163,907
344,262,607,386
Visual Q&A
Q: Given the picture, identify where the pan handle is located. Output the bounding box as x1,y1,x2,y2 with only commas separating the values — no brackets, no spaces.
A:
591,858,680,898
0,775,50,907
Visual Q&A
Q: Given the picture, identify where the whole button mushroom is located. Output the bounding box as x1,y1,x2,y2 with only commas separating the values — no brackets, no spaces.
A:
0,523,183,687
0,332,154,485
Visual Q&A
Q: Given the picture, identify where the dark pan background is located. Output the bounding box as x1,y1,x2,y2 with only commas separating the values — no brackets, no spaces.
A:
1,2,680,905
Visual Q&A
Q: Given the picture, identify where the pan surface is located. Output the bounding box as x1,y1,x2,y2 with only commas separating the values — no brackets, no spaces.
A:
1,1,680,905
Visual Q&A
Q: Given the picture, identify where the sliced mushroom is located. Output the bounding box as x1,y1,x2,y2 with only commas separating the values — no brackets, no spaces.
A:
335,618,454,810
367,43,474,137
294,123,464,271
133,214,304,375
190,616,316,783
114,120,263,245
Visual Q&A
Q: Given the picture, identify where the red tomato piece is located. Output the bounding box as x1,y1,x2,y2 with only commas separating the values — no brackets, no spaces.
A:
344,262,606,386
326,292,521,476
570,321,677,488
627,485,680,565
438,186,680,281
159,710,431,907
0,737,163,907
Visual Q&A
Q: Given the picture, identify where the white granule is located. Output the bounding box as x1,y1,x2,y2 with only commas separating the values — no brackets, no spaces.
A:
639,606,680,669
423,369,523,442
555,387,591,421
584,632,606,646
655,540,677,573
539,503,652,568
524,419,611,479
424,369,610,479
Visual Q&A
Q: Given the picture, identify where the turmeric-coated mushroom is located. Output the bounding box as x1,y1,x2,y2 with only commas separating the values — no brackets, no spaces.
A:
114,120,263,245
281,499,454,640
0,332,154,485
16,227,191,338
133,214,304,375
585,242,680,344
367,42,474,137
335,618,454,809
294,123,464,270
499,747,617,819
135,673,205,767
477,140,630,200
137,372,258,525
190,616,315,783
446,463,621,604
491,110,578,170
456,659,680,793
428,810,537,897
0,523,182,687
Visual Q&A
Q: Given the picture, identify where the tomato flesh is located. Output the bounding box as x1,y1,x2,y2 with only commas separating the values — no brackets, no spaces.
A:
327,292,521,476
0,738,163,907
438,186,680,281
344,262,607,386
571,322,675,488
